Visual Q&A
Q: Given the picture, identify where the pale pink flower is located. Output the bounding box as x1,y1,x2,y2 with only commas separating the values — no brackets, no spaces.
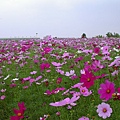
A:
80,69,85,74
29,79,35,86
51,62,62,67
56,112,60,116
1,89,6,92
30,71,37,75
23,86,29,89
97,102,112,119
78,116,89,120
0,95,6,100
80,86,92,96
50,96,80,107
65,70,75,76
46,70,51,72
72,83,83,89
35,76,42,81
111,70,118,76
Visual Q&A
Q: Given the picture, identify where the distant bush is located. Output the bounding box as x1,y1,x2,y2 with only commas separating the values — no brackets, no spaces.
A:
96,35,104,38
106,32,120,38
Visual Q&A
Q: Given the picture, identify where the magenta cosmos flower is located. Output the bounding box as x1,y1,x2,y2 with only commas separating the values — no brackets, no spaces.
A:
40,63,50,71
97,102,112,119
80,71,96,89
93,47,100,54
98,80,115,101
43,47,52,54
10,102,26,120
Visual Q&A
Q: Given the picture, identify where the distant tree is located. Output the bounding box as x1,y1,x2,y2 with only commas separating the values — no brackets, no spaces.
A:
106,32,113,37
106,32,120,38
96,35,104,38
113,32,120,38
81,33,86,38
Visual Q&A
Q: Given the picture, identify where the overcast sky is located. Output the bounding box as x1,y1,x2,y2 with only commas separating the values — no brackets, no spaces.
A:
0,0,120,38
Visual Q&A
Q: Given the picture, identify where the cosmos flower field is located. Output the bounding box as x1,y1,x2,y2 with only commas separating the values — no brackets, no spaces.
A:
0,36,120,120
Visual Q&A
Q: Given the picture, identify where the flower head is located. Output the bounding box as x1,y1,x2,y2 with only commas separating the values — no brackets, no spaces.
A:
40,63,50,71
96,102,112,119
0,95,6,100
93,47,100,54
98,80,115,101
43,47,52,54
80,86,92,96
78,116,89,120
80,71,96,88
10,102,26,120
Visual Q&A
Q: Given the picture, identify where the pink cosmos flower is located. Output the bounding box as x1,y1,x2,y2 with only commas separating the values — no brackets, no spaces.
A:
56,112,60,116
1,89,6,92
29,78,35,85
56,78,62,84
80,86,92,96
46,70,51,72
10,83,17,88
93,47,100,54
82,49,93,54
102,55,112,61
72,92,81,97
0,95,6,100
111,70,118,76
84,62,92,72
80,69,85,74
74,56,83,62
96,102,112,119
23,86,29,89
62,52,69,58
80,70,96,89
51,62,62,67
43,47,52,54
108,57,120,67
40,114,49,120
44,87,65,95
71,75,78,80
96,74,107,79
40,63,50,71
72,83,83,89
65,70,75,76
91,60,104,72
30,71,37,75
117,87,120,93
78,116,89,120
23,76,31,81
98,80,115,101
62,89,70,95
34,59,39,64
50,96,80,107
35,76,42,81
102,46,109,54
56,69,64,75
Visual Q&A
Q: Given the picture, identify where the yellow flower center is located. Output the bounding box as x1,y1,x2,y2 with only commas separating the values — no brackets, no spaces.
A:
82,90,85,93
103,108,107,113
17,113,22,116
106,89,110,93
87,78,90,82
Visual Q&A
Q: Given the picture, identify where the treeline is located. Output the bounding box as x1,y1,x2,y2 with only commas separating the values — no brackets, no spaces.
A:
96,32,120,38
